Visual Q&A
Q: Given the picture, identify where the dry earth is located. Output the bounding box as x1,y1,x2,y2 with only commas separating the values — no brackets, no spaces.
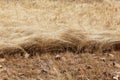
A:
0,52,119,80
0,0,120,80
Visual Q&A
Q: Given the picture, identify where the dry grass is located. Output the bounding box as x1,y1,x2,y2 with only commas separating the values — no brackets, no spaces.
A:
0,52,120,80
0,0,120,80
0,0,120,56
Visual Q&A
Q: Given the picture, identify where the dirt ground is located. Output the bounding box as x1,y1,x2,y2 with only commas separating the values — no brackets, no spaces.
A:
0,52,119,80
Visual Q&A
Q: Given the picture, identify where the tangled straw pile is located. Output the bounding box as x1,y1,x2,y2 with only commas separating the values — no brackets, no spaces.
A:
0,0,120,57
0,28,120,57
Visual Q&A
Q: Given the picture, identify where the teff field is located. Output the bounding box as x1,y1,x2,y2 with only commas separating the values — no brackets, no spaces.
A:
0,0,120,80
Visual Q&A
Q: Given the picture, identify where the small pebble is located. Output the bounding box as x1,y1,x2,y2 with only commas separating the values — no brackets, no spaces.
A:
113,62,120,68
108,54,114,57
55,55,61,60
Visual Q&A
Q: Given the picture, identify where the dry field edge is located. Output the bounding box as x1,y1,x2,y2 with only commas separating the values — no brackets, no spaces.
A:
0,0,120,57
0,29,120,57
0,0,120,80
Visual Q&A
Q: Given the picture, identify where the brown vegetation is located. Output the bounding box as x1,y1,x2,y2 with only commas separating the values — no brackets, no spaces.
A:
0,0,119,80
